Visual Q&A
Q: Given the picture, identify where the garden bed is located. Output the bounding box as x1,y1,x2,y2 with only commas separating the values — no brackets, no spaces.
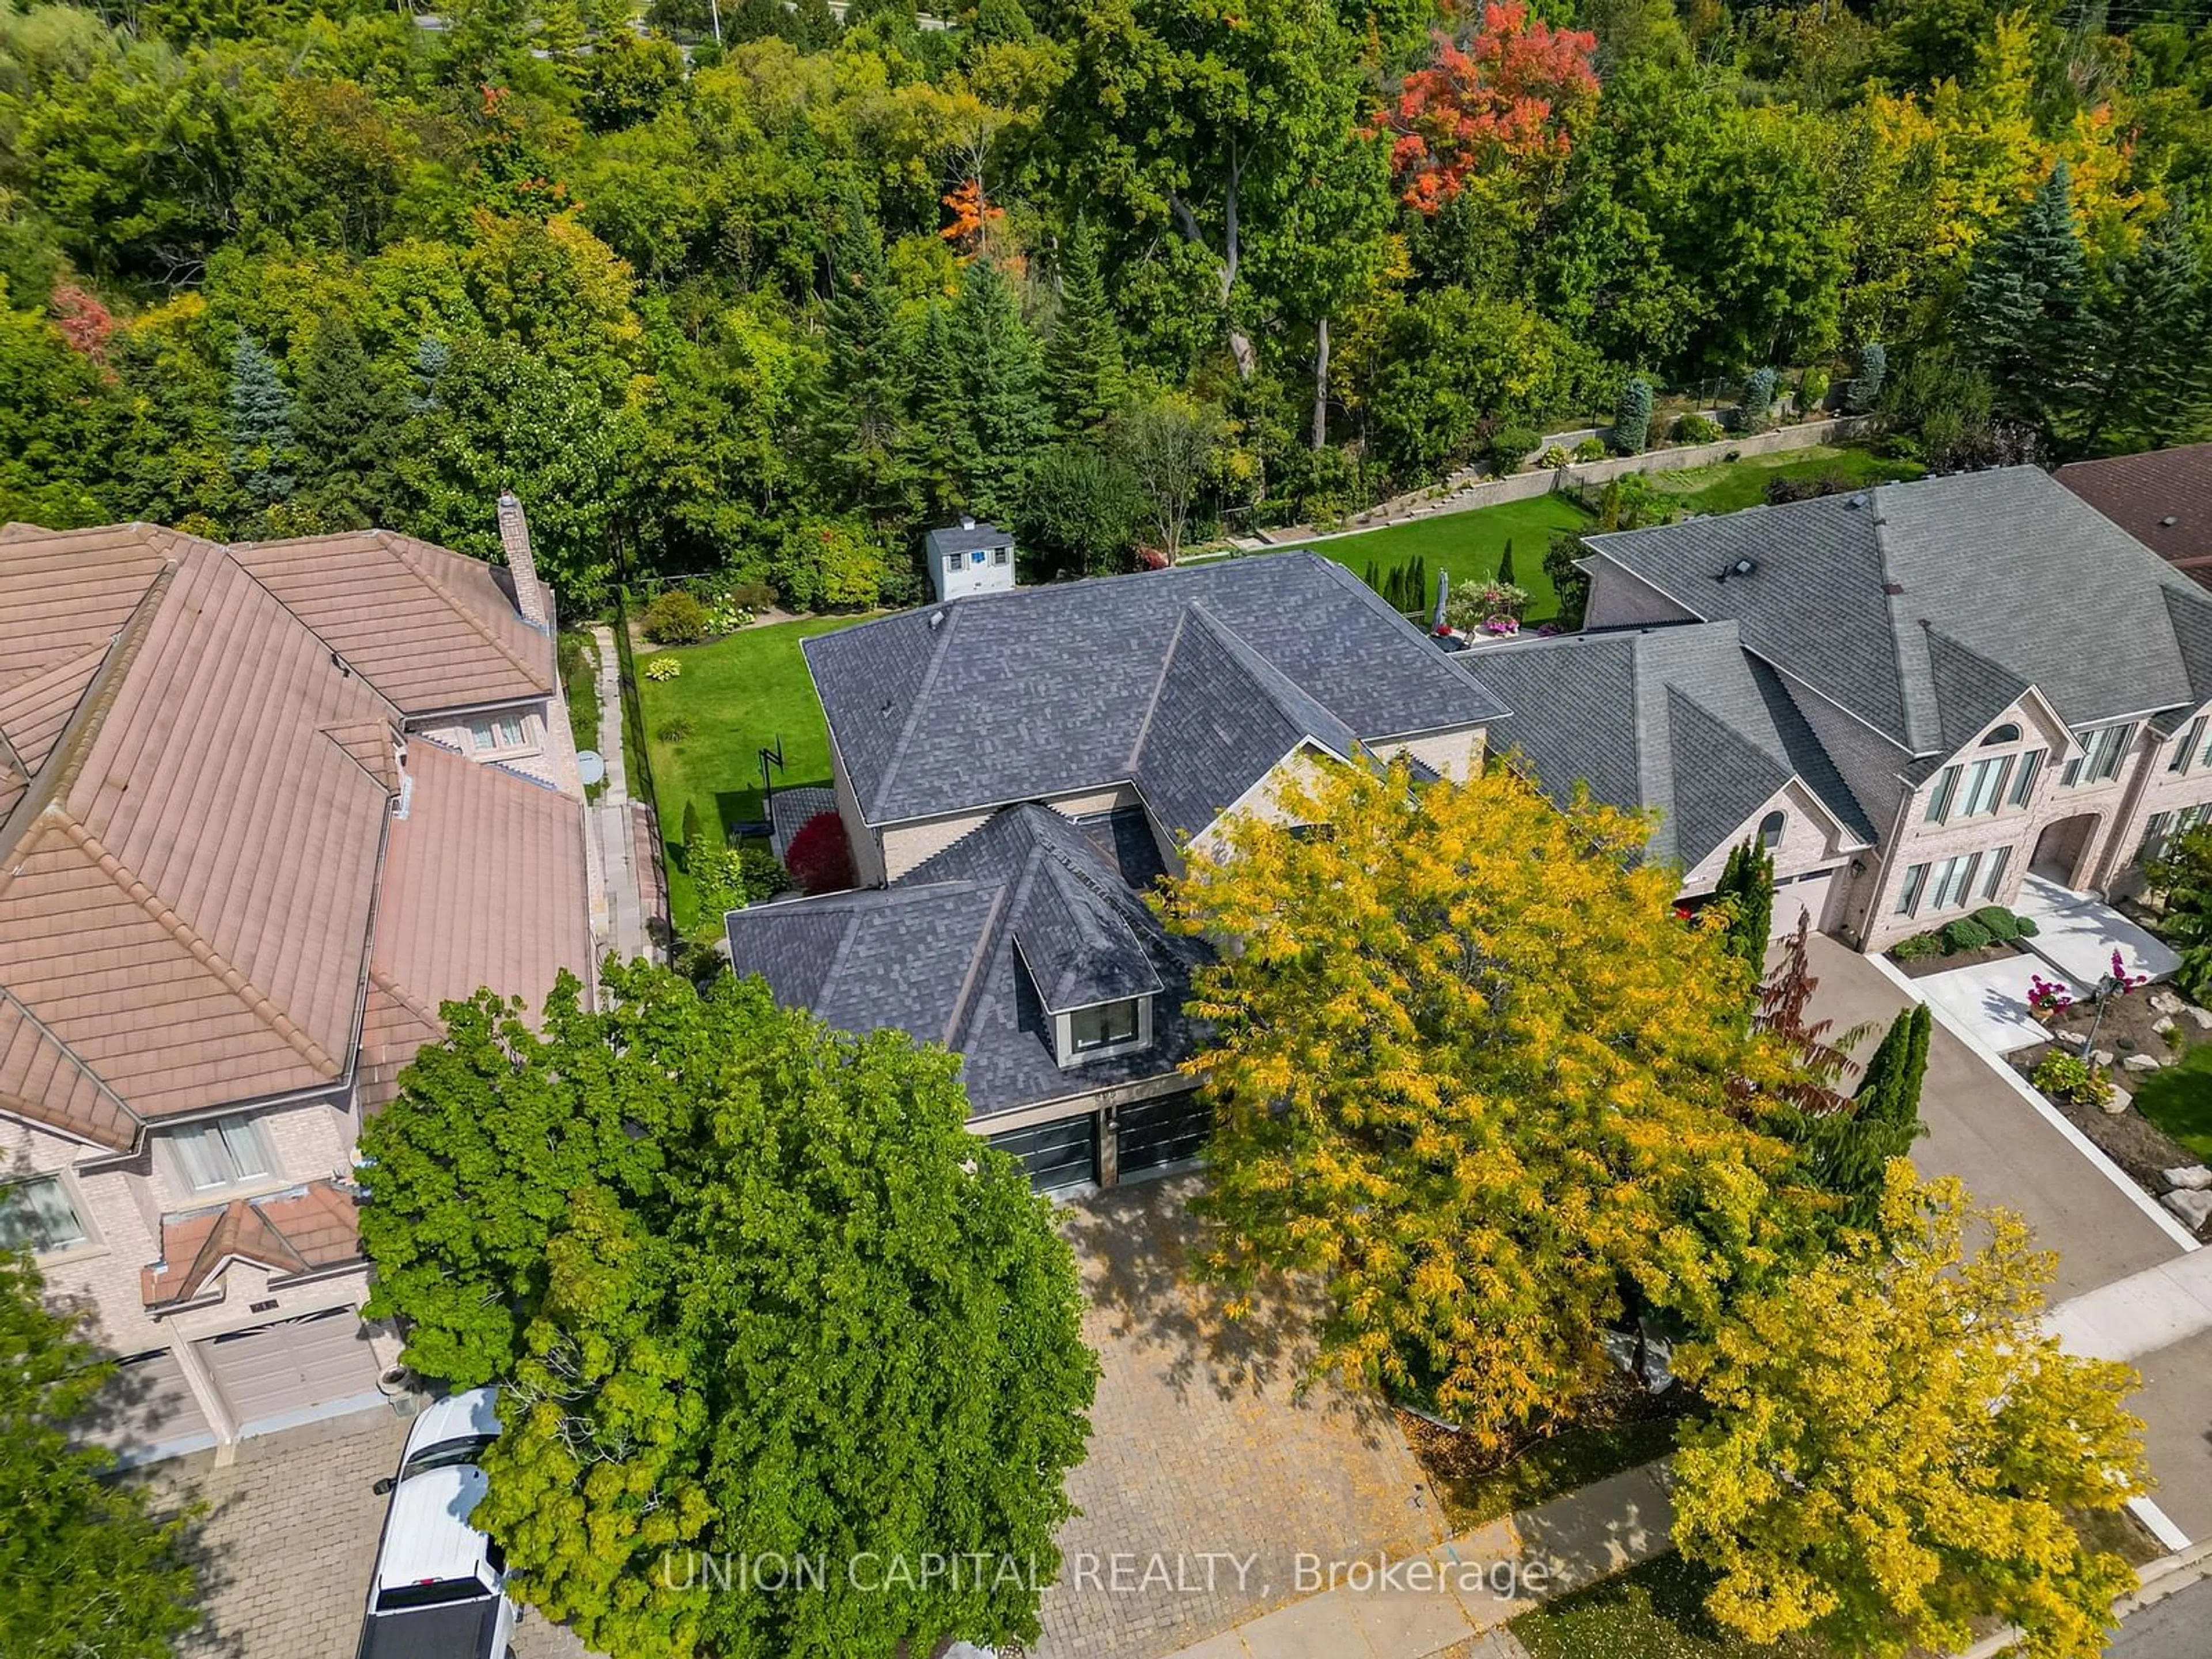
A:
1888,937,2028,979
1886,904,2041,977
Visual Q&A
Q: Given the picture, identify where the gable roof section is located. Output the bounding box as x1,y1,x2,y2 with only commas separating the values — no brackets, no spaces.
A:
142,1179,362,1308
1588,468,2208,753
726,805,1203,1118
2055,443,2212,584
226,531,555,715
1478,622,1872,872
804,552,1503,828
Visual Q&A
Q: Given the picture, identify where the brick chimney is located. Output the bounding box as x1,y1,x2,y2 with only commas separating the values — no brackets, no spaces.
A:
495,491,551,631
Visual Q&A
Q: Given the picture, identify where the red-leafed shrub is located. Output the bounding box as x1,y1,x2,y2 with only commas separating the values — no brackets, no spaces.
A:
785,812,858,896
49,283,115,363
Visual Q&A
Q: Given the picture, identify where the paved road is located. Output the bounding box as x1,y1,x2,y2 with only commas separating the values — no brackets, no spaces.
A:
2105,1574,2212,1656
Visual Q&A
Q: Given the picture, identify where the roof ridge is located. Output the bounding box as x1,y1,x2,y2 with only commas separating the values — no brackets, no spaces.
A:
942,881,1009,1050
1125,606,1194,771
872,605,961,819
371,532,548,689
47,811,342,1078
368,964,448,1038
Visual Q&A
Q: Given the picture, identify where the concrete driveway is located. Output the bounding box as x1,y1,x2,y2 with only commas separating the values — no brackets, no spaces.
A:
2017,874,2181,986
1801,934,2181,1297
1041,1177,1445,1659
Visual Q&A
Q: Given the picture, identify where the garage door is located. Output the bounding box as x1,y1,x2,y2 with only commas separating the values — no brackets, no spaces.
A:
984,1116,1097,1194
79,1349,218,1467
196,1308,384,1439
1117,1092,1213,1178
1772,868,1838,940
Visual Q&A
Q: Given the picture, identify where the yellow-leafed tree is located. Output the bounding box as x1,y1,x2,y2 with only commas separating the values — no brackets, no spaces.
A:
1672,1165,2147,1659
1159,756,1802,1448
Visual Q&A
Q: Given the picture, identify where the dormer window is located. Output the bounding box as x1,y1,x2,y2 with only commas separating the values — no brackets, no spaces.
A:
1071,999,1141,1052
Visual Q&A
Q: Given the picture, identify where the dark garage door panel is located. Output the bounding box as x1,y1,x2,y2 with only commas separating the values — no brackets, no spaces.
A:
985,1116,1097,1192
1117,1092,1213,1175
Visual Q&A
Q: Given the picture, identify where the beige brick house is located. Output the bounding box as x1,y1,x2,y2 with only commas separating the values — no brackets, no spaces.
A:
0,508,591,1463
1575,467,2212,952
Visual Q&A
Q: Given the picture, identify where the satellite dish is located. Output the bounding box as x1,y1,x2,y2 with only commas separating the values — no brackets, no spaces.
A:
578,751,607,786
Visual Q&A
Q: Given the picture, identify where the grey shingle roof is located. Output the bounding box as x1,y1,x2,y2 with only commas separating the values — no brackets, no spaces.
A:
804,552,1504,829
1478,622,1873,872
1585,467,2211,753
725,804,1206,1119
924,520,1016,558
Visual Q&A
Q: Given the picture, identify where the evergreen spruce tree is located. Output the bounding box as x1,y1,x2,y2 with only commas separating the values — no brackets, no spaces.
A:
1044,219,1126,435
228,332,296,509
901,298,979,520
791,0,839,47
956,255,1050,525
295,316,410,529
1847,342,1885,413
408,334,451,414
1613,376,1653,453
2077,199,2211,456
813,202,915,531
1961,162,2089,441
1783,1005,1930,1232
1714,839,1774,976
1739,366,1777,433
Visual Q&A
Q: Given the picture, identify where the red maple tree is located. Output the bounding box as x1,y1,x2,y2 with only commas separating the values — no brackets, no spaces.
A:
785,812,859,896
940,178,1006,257
1377,2,1600,214
48,283,115,364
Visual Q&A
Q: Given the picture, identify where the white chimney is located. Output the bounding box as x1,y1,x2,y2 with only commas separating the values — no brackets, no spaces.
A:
496,491,551,631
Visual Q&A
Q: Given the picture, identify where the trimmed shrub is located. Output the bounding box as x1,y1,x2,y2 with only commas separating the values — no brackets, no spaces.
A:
786,811,859,895
728,581,779,610
643,588,709,644
1849,342,1886,413
1675,412,1724,445
2013,914,2040,938
1612,377,1654,454
1486,425,1542,474
1942,917,1993,953
1892,931,1945,963
1799,367,1831,411
2031,1051,2112,1108
1571,436,1606,462
1971,905,2020,943
1737,366,1777,433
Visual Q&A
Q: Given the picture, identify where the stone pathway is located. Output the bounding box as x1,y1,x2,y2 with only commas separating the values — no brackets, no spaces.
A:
586,622,653,964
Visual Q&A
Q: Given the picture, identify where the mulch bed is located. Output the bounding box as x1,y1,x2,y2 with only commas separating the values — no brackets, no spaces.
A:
1889,939,2029,979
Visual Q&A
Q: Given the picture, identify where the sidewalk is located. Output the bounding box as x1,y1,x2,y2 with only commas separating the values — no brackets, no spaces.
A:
2044,1245,2212,1366
1161,1462,1672,1659
586,622,653,965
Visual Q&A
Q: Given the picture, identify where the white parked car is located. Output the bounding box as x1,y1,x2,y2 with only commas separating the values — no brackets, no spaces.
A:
356,1387,518,1659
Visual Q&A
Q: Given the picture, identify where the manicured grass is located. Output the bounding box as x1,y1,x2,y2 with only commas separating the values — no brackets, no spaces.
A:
635,615,869,930
1303,493,1593,623
1512,1552,1837,1658
1645,445,1923,516
2131,1038,2212,1158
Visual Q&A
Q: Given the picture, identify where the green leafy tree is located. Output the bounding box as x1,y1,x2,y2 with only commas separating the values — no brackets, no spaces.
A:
956,255,1051,524
1543,531,1592,628
1961,161,2089,441
0,1251,203,1659
228,330,296,509
1116,391,1221,563
1044,218,1126,435
1713,838,1774,974
1674,1167,2147,1659
294,315,410,529
1017,441,1142,575
2147,823,2212,1004
359,964,1097,1658
1162,759,1806,1448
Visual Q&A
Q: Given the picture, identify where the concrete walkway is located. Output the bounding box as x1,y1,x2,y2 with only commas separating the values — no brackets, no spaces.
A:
1161,1463,1672,1659
2016,874,2181,987
586,623,653,965
2046,1247,2212,1367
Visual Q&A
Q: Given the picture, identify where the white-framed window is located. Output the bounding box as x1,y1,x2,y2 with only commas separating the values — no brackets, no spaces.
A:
1929,852,1982,912
1982,844,2012,902
991,547,1009,566
1758,809,1786,850
1897,862,1930,915
2144,805,2210,865
1959,755,2013,818
1925,766,1961,824
166,1115,272,1194
468,715,530,755
1070,999,1141,1053
0,1175,90,1255
2172,717,2207,775
2008,749,2043,807
2063,722,2135,786
944,553,962,574
1980,722,2022,747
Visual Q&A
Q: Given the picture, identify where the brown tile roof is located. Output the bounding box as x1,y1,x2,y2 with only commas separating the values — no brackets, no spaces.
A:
141,1179,362,1307
2054,444,2212,589
0,517,590,1150
359,736,594,1111
226,531,556,715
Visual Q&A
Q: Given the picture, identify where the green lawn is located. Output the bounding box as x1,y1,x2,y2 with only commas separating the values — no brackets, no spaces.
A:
1512,1553,1837,1659
2131,1039,2212,1158
635,615,869,930
1304,492,1593,623
1644,445,1923,516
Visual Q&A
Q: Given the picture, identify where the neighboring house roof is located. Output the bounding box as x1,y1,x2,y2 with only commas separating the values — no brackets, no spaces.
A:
0,522,590,1150
2055,443,2212,588
141,1179,362,1308
725,805,1204,1119
804,551,1505,832
1479,622,1873,874
226,531,556,715
924,520,1016,558
1584,467,2212,756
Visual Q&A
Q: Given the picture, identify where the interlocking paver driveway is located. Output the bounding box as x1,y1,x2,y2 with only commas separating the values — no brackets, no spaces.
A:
1039,1177,1446,1659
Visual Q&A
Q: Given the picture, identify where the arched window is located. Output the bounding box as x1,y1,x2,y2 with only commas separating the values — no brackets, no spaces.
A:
1759,809,1786,849
1982,723,2022,747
